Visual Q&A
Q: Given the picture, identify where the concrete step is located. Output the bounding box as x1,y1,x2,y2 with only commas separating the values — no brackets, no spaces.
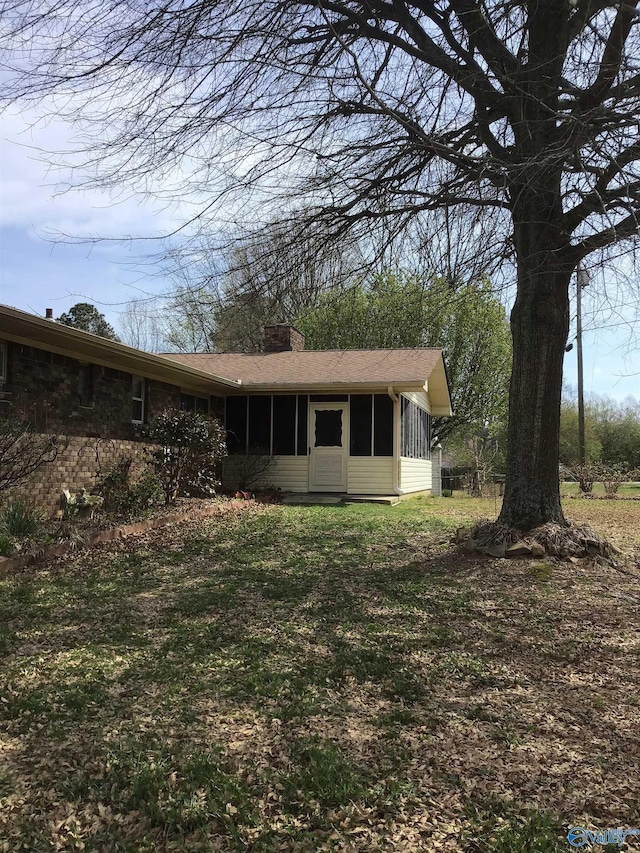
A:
281,493,400,506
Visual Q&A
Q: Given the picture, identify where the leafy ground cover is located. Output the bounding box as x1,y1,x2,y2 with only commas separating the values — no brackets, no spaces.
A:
1,496,639,851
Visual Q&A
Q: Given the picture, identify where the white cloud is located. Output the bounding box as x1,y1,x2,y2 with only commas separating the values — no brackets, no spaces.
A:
0,104,186,238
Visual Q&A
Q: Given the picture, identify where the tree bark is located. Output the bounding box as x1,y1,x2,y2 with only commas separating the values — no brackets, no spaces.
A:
498,197,571,531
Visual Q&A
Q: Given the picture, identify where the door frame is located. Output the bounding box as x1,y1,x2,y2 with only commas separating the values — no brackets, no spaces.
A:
308,403,349,492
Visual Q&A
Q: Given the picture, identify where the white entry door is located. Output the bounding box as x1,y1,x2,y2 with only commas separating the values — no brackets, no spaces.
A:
309,404,348,492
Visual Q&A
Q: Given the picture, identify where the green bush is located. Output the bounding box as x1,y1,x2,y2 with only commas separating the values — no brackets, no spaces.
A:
96,458,162,518
142,410,227,504
0,535,14,556
0,500,44,539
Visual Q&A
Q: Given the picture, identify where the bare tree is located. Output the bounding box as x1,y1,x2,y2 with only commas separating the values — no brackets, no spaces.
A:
2,1,640,530
0,417,59,498
117,297,168,352
162,218,365,352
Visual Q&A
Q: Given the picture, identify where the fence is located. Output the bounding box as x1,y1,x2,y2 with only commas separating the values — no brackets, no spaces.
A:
441,467,505,495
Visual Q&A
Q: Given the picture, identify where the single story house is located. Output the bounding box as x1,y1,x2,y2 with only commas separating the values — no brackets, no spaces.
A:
0,305,452,510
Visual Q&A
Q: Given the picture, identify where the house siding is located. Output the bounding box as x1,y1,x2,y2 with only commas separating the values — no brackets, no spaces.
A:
401,389,431,413
223,455,308,492
399,457,432,493
223,455,395,495
347,457,394,494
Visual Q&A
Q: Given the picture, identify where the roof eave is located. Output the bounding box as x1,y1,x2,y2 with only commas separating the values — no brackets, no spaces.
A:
0,304,241,393
231,380,430,393
425,354,453,416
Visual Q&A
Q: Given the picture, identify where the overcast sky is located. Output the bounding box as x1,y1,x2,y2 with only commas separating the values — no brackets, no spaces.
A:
1,104,639,402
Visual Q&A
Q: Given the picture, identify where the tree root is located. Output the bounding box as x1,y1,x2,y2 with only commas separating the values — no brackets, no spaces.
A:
455,520,621,563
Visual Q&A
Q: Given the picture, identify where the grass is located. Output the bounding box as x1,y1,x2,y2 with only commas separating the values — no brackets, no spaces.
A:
560,480,640,499
0,495,639,851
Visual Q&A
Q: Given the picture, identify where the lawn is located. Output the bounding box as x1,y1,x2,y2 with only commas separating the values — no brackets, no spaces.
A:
1,496,639,852
560,481,640,500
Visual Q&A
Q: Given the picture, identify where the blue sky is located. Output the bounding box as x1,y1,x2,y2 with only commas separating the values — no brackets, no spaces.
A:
1,104,639,402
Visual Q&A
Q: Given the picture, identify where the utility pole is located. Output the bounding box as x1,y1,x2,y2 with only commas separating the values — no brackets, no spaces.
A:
576,265,589,465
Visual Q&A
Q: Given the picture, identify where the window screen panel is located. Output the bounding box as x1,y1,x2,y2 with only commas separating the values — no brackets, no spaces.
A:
350,395,372,456
226,395,247,454
374,394,394,457
131,377,145,423
400,397,410,457
297,395,308,455
273,395,296,455
314,409,343,447
424,411,432,460
248,395,272,454
400,396,431,459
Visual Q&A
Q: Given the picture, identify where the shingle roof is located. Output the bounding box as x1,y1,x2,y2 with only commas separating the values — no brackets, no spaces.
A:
158,348,444,388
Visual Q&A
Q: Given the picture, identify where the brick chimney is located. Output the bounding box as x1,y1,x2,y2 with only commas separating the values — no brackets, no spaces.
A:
45,308,54,319
263,324,305,353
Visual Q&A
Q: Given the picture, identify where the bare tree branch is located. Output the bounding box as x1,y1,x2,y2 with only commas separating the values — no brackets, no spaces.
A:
1,0,640,530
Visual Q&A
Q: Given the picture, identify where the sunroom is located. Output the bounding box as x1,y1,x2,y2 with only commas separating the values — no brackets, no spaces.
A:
224,390,442,495
163,326,453,497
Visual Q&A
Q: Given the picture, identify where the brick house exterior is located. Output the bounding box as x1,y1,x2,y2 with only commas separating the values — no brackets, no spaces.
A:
0,306,236,513
7,343,182,438
0,307,452,511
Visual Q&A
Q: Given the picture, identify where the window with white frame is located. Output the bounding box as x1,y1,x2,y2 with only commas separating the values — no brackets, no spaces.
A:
131,376,145,423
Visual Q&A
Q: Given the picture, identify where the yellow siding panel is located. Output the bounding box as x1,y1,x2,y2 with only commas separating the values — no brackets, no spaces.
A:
347,457,394,494
402,389,431,413
399,457,432,493
225,456,396,494
223,456,308,492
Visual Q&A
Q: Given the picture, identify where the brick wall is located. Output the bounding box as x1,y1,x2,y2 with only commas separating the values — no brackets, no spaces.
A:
11,436,154,515
263,325,306,353
0,341,185,514
4,343,181,438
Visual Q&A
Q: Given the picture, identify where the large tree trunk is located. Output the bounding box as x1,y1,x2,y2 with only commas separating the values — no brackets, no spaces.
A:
498,203,572,531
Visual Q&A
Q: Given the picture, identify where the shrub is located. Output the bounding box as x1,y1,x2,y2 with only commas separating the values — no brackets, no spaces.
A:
599,463,629,498
224,449,275,492
0,500,44,539
0,416,59,497
569,463,597,494
142,410,227,504
96,457,162,518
